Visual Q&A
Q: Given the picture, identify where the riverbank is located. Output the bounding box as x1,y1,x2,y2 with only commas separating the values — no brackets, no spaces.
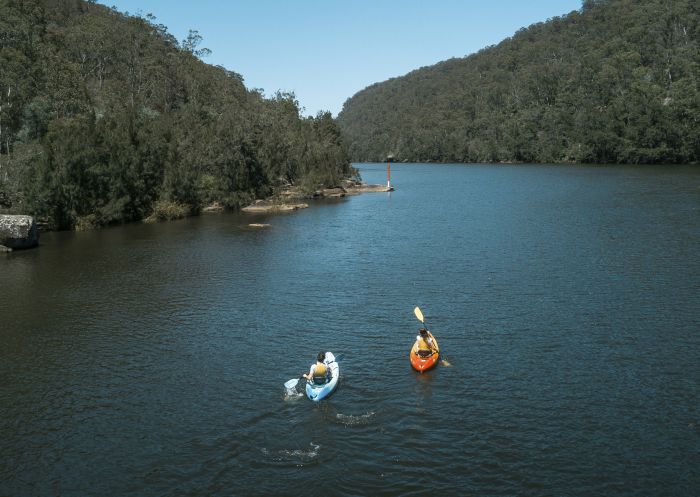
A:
0,176,392,239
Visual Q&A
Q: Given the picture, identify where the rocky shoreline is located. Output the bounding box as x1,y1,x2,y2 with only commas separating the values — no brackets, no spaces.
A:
240,179,392,214
0,180,392,249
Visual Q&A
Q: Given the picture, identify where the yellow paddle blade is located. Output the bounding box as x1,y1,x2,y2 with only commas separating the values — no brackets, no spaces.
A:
442,358,452,367
413,306,424,323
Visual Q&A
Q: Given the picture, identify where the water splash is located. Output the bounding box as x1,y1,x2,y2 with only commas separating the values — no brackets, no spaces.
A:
260,443,320,464
336,411,376,426
284,387,304,400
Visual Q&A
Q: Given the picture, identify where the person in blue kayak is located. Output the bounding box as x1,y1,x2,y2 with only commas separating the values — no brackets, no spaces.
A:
303,351,329,384
415,328,437,357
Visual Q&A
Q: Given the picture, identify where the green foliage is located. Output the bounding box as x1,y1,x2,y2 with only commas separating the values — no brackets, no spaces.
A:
0,0,351,229
181,29,211,58
144,200,190,222
337,0,699,165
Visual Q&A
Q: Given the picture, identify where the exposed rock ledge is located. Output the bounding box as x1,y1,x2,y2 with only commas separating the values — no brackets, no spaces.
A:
340,179,393,194
241,200,309,213
0,215,39,251
241,180,391,214
344,183,393,194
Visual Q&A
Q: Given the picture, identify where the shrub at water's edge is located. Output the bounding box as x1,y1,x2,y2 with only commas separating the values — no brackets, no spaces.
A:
143,201,192,223
0,1,354,230
337,0,699,165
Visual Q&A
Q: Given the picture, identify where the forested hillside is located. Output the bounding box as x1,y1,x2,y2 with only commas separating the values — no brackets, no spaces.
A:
337,0,699,165
0,0,353,229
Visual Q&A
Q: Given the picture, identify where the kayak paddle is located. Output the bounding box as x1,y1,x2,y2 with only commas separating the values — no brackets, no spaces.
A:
284,376,305,395
284,377,301,389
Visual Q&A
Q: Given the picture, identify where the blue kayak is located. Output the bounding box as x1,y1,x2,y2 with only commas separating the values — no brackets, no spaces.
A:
305,352,339,401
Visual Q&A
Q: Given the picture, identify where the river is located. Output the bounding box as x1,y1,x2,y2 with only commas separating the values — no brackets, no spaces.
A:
1,163,699,496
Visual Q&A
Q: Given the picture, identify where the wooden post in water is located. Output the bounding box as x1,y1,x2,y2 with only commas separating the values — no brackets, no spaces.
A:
387,159,391,189
386,155,395,191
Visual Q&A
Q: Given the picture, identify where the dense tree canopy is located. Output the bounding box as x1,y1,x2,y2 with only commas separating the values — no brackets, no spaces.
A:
0,0,353,229
337,0,699,165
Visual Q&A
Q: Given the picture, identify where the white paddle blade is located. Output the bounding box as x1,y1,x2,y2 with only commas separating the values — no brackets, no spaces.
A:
284,378,299,390
413,306,425,323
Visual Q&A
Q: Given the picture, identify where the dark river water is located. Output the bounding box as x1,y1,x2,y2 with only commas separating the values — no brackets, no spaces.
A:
2,163,699,496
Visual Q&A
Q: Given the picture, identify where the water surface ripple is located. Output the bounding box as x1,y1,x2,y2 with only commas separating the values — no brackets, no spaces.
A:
2,163,699,496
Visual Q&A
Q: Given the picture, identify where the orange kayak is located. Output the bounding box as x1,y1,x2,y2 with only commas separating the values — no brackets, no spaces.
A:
409,332,440,373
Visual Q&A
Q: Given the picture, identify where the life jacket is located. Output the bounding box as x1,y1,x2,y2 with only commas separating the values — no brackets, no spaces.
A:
417,335,432,351
312,363,328,384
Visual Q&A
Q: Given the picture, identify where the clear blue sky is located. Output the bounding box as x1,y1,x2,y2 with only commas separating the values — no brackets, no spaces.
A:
102,1,583,116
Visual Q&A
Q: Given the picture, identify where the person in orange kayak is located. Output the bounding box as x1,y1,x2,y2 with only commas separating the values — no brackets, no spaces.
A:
415,328,437,357
303,351,329,384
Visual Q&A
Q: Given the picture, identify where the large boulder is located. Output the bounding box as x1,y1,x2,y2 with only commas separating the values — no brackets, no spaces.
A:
0,215,39,250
